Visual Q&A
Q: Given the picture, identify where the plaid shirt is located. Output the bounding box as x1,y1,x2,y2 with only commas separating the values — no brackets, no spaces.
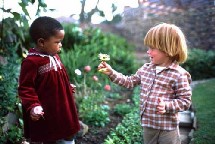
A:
109,62,192,130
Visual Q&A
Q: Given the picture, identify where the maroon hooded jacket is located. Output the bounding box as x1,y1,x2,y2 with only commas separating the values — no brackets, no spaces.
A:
18,48,80,142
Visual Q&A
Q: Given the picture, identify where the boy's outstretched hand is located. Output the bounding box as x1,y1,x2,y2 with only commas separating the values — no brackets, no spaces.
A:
98,61,113,75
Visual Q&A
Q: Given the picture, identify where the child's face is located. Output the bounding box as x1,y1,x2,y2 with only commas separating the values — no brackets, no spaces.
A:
41,30,65,56
147,47,172,67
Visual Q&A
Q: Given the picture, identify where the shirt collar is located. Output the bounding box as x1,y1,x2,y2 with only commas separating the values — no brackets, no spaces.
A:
150,61,179,71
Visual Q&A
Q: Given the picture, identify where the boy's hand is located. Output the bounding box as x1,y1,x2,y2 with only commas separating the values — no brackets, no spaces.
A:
30,106,44,121
98,61,113,75
156,98,166,114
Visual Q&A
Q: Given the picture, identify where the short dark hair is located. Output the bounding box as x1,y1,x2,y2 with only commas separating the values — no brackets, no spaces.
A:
29,16,63,43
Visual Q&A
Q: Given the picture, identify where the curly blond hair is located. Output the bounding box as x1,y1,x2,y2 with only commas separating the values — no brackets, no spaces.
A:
144,23,188,63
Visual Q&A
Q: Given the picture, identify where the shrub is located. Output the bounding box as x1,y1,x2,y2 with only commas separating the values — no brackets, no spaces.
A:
60,24,137,85
0,58,20,116
182,48,215,80
0,57,23,143
62,23,85,50
79,93,110,127
114,104,132,116
60,25,139,129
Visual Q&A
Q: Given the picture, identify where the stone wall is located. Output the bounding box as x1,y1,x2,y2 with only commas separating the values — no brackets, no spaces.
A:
90,1,214,64
111,1,215,52
182,6,215,50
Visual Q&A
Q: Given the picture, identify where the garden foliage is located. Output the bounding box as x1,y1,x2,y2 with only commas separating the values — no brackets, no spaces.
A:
104,87,143,144
60,24,137,83
0,57,23,143
182,48,215,80
1,6,215,142
0,18,138,141
59,23,138,127
0,1,48,142
114,103,132,116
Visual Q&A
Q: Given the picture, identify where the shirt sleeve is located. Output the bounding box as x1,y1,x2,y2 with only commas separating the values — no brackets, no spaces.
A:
109,69,141,89
18,59,41,112
165,72,192,113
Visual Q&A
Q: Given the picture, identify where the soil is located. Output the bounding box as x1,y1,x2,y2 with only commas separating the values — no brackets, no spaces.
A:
75,112,123,144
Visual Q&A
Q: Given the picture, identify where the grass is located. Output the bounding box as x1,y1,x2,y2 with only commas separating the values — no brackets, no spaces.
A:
192,79,215,144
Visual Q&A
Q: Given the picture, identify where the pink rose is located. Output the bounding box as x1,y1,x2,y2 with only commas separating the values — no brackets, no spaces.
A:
104,84,111,91
92,75,99,81
84,65,91,72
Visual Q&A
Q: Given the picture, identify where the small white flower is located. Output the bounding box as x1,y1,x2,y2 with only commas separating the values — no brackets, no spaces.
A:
126,99,131,103
33,106,43,115
75,69,82,76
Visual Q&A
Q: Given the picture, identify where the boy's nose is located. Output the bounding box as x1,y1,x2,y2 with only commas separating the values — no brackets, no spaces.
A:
59,43,62,47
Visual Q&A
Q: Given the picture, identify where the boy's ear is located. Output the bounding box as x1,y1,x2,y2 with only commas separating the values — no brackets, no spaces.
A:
37,38,45,47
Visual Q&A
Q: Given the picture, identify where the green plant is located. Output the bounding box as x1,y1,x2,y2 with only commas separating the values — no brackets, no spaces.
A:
59,24,139,114
104,110,143,144
0,53,25,143
182,48,215,80
79,93,110,127
0,105,24,144
114,103,132,116
60,47,101,85
70,64,105,105
0,0,48,57
59,26,139,129
71,65,111,127
104,87,143,144
0,57,20,116
106,92,122,99
0,56,24,143
60,25,138,83
59,26,139,117
62,23,85,51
